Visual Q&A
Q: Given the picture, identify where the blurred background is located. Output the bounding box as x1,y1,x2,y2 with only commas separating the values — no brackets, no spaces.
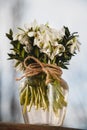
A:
0,0,87,129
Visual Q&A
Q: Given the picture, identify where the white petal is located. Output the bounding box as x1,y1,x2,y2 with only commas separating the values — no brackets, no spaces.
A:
24,41,29,45
28,32,35,37
18,35,23,41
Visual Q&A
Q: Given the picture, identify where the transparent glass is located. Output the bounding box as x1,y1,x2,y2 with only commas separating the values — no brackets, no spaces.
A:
20,78,69,126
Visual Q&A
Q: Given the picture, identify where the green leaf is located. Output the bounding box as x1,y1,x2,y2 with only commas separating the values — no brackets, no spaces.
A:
17,42,20,50
17,27,25,32
10,48,19,54
21,49,25,58
8,53,23,61
52,57,56,64
6,29,13,40
67,35,75,41
64,26,70,37
58,62,68,69
9,29,13,36
6,33,13,40
15,61,21,67
34,47,39,58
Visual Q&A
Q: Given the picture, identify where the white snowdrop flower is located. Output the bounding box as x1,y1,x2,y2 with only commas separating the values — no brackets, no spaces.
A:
67,38,80,54
17,34,24,41
44,32,50,42
24,44,32,53
40,24,48,32
17,34,29,45
48,29,56,40
52,44,65,58
34,38,42,48
28,31,35,37
70,40,80,54
40,47,51,58
50,55,54,60
13,34,18,41
29,20,38,31
41,44,51,53
60,27,65,36
43,42,50,49
57,44,65,53
25,20,38,30
48,28,61,42
34,31,51,50
52,41,58,46
33,24,65,60
57,27,65,40
24,41,29,45
31,20,38,30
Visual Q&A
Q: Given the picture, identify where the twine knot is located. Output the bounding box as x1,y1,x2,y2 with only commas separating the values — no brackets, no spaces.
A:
16,56,62,85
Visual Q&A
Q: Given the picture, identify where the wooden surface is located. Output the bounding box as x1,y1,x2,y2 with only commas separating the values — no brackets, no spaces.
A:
0,123,82,130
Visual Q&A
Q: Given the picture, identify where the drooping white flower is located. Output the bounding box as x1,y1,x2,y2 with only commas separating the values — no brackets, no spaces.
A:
26,20,38,31
58,27,65,39
23,43,32,53
50,44,65,60
50,27,65,41
51,41,58,46
17,33,29,45
31,23,65,60
17,34,24,41
40,46,51,58
67,38,80,54
28,31,35,37
14,20,80,61
34,29,50,49
56,44,65,54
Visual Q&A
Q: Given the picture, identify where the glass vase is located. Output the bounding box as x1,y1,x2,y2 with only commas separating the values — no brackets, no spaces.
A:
19,74,69,126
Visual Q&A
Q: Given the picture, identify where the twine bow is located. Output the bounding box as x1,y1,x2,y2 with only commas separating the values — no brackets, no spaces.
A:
16,56,62,85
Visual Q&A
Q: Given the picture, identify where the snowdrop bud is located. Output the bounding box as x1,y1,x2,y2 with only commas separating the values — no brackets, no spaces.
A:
18,35,23,41
57,27,65,40
53,41,58,46
70,41,80,54
13,34,18,41
61,27,65,36
24,41,29,45
28,32,35,37
67,38,80,54
58,44,65,52
52,44,65,58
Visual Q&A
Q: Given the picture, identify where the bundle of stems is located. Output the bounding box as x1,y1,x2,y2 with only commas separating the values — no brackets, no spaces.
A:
19,74,67,116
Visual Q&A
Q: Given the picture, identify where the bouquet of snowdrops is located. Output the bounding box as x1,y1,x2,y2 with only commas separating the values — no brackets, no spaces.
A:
6,20,80,115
